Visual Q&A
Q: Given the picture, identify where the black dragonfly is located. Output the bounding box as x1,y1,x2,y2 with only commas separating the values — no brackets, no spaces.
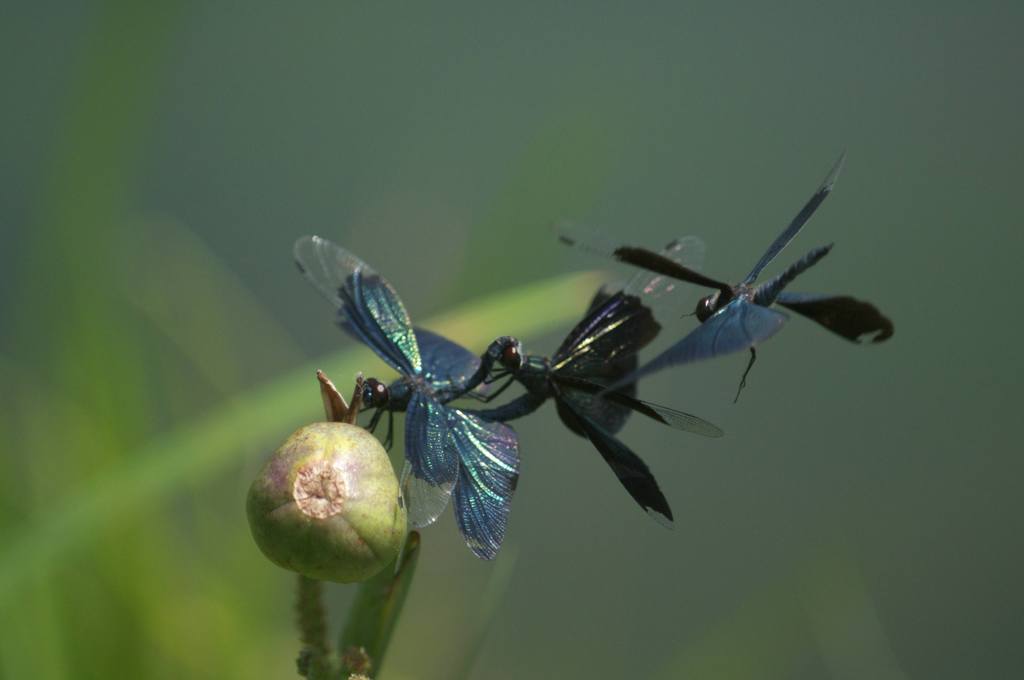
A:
560,153,894,399
466,238,724,526
294,235,519,559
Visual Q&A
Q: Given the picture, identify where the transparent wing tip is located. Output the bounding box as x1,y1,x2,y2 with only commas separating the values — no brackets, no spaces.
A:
647,508,675,530
822,150,847,193
292,234,327,270
553,220,616,258
401,463,454,529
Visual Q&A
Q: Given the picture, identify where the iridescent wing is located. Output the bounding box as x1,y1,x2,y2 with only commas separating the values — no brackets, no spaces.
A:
742,152,845,285
775,292,894,343
554,390,674,527
609,298,788,390
550,292,657,435
552,291,660,380
294,235,422,375
553,237,705,433
414,327,481,392
404,391,456,486
448,409,520,560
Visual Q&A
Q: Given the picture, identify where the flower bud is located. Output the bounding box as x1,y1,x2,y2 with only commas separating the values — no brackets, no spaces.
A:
247,422,406,583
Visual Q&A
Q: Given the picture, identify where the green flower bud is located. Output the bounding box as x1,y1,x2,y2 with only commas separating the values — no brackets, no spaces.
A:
247,422,406,583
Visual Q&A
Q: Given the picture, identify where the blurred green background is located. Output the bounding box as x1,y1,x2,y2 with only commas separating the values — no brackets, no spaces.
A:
2,2,1021,678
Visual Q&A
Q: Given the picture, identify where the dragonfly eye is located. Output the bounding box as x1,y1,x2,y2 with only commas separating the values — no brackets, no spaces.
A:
695,295,716,323
500,342,523,371
362,378,389,407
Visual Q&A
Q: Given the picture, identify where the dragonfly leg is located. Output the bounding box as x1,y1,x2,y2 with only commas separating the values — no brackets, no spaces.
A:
734,348,757,403
367,407,384,434
477,374,516,402
383,410,395,451
482,369,509,385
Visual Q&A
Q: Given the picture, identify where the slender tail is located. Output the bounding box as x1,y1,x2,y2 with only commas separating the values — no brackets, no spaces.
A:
753,244,833,306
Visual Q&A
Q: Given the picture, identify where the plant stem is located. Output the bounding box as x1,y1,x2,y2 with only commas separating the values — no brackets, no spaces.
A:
296,575,333,679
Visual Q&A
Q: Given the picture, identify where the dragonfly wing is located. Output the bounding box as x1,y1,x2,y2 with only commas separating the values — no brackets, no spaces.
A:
414,327,481,392
405,391,456,486
554,394,673,527
555,231,715,433
557,222,728,291
611,299,789,388
775,292,894,342
550,292,657,434
552,375,724,438
743,152,846,284
294,235,421,374
553,236,703,404
400,461,453,529
448,409,520,560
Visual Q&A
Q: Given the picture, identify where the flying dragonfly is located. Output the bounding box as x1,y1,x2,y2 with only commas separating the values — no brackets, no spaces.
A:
466,238,724,527
294,235,519,560
559,153,894,400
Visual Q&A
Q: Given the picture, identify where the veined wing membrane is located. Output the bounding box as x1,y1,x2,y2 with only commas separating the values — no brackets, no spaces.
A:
449,410,520,560
405,392,456,486
743,152,845,284
414,327,481,389
294,235,421,374
400,462,453,529
609,298,788,389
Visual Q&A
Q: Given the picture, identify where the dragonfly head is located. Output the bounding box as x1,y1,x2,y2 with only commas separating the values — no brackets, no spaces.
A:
486,336,524,372
695,293,719,322
361,377,390,408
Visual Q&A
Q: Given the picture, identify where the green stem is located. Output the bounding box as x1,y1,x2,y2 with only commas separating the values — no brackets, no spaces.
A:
338,532,422,678
296,575,333,679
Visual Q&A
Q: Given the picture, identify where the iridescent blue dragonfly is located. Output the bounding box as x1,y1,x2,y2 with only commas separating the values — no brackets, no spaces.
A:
294,236,518,559
465,239,723,526
561,153,893,399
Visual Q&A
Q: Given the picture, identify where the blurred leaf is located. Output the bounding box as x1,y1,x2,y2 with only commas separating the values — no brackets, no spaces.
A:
0,270,602,601
123,217,303,393
339,531,422,677
452,543,520,680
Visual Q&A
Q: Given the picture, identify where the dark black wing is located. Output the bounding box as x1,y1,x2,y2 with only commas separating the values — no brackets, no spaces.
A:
555,231,709,432
294,236,422,375
612,246,732,292
557,223,724,291
554,390,674,527
607,298,788,390
552,291,660,377
550,291,658,434
742,152,845,285
449,409,520,560
551,375,723,438
775,292,894,343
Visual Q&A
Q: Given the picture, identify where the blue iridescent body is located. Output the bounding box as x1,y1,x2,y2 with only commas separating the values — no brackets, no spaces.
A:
294,236,518,560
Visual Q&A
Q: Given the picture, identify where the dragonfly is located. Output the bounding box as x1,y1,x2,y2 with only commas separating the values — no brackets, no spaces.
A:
294,235,519,560
560,153,894,400
466,238,724,526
